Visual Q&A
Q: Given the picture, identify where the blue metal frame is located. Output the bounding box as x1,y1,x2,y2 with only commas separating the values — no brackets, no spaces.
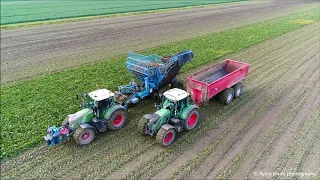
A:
118,50,194,104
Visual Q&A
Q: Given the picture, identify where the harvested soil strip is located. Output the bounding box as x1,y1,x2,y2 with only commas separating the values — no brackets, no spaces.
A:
189,45,319,179
272,108,320,178
2,20,320,180
156,23,319,179
218,62,320,179
1,1,317,83
247,77,320,178
123,23,320,180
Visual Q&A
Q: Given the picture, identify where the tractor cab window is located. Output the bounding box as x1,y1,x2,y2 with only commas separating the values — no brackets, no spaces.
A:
81,95,94,108
177,98,187,112
97,98,112,110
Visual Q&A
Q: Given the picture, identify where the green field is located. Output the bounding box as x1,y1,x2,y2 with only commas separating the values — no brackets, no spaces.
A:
0,0,244,25
1,8,319,160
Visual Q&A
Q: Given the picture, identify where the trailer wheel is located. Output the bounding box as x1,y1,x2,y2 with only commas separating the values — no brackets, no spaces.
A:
73,128,95,146
219,88,234,105
184,109,199,131
233,82,243,98
107,109,127,130
156,127,176,147
172,79,184,90
138,117,148,135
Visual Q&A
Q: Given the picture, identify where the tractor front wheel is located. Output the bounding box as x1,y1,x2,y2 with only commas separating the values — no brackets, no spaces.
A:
138,117,148,135
107,109,127,130
156,127,176,147
73,128,95,146
184,109,199,131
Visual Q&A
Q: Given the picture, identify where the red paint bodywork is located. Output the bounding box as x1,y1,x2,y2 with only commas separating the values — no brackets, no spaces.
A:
187,59,250,105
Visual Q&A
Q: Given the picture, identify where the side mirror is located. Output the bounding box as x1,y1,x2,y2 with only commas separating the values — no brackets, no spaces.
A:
76,94,79,100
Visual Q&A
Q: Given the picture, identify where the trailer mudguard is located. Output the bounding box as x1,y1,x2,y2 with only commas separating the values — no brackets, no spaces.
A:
179,104,199,120
161,124,176,131
104,105,126,120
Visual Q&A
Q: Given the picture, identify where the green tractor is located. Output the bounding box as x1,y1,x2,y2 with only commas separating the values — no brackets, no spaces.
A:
44,89,127,146
139,88,199,146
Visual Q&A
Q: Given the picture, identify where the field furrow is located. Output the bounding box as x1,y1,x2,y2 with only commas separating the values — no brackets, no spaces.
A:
173,22,320,179
1,1,317,84
1,6,320,180
219,62,320,179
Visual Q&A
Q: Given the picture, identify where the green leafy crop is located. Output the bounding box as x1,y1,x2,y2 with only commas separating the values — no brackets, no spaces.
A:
1,8,319,160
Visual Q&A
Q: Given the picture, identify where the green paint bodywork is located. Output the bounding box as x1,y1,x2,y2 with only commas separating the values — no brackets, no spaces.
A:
146,95,197,134
179,104,199,120
69,108,94,129
152,108,171,132
103,104,125,120
68,94,123,130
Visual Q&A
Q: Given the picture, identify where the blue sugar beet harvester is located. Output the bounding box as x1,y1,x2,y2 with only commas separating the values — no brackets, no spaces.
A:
115,50,194,105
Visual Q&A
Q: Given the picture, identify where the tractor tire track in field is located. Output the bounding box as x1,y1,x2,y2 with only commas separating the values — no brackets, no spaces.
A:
123,23,320,180
1,21,319,180
216,59,320,179
1,0,318,84
153,28,320,179
168,23,320,180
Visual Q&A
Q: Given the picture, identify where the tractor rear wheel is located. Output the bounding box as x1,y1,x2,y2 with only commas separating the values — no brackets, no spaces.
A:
138,117,148,135
73,128,95,146
233,82,244,98
184,109,199,131
107,109,127,130
156,127,176,147
219,88,234,105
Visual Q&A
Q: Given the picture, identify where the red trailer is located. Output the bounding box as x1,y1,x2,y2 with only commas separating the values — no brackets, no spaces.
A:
187,59,250,106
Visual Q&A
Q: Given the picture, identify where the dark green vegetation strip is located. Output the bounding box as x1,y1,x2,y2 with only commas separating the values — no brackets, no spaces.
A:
1,8,319,160
0,0,244,25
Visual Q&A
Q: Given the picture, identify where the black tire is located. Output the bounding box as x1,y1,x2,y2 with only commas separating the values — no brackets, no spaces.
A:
172,79,184,90
156,127,176,147
233,82,244,98
73,128,95,146
107,109,127,130
219,88,234,105
184,109,199,131
138,117,148,135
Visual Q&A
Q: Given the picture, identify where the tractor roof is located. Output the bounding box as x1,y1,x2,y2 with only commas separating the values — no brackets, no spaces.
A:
163,88,188,102
88,89,114,101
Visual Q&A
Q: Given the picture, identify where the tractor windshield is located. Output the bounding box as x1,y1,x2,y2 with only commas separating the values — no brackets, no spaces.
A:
80,94,94,108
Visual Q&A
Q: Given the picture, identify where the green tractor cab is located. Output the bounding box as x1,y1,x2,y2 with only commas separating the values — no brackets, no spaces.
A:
45,89,127,146
139,88,199,146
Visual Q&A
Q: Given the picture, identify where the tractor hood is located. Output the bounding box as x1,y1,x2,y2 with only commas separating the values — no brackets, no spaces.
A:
67,108,94,128
155,108,170,118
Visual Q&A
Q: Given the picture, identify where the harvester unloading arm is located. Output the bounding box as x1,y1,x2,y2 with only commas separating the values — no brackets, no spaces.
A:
116,50,194,104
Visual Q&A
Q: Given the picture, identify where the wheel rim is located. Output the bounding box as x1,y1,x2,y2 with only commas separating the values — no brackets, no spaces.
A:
113,114,124,127
236,88,241,96
227,92,233,102
188,113,198,128
81,132,91,142
164,132,173,145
